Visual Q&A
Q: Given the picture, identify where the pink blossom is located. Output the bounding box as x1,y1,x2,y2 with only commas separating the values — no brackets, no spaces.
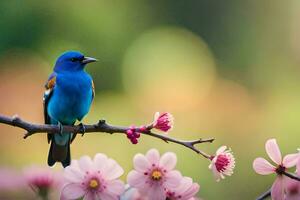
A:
24,166,62,198
61,153,125,200
127,149,182,200
166,177,200,200
253,139,299,200
286,151,300,200
120,187,148,200
152,112,174,132
285,178,300,200
209,146,235,182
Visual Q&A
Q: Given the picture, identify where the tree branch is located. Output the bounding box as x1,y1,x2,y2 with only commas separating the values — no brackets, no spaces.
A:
282,171,300,182
0,114,214,159
256,189,271,200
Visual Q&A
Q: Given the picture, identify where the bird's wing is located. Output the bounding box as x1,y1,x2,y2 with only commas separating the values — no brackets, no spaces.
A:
44,72,57,143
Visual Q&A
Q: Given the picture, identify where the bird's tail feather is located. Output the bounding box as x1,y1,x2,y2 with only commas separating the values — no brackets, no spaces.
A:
47,141,56,167
47,140,71,168
62,143,71,168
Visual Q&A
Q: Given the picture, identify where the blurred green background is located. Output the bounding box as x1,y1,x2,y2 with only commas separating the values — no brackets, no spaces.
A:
1,0,300,199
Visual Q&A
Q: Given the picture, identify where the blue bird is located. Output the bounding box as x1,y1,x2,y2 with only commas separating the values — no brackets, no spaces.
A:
43,51,97,167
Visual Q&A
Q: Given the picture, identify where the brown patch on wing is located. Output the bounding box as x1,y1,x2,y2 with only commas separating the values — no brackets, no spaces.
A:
46,76,56,90
92,80,95,98
44,75,56,143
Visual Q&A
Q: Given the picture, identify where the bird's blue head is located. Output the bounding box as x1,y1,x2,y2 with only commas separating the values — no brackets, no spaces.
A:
54,51,97,72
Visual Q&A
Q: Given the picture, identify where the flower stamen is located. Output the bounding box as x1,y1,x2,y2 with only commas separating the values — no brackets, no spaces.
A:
89,179,99,189
151,170,162,181
215,154,230,172
275,165,286,175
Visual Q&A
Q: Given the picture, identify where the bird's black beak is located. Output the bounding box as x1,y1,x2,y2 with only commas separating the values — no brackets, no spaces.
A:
82,57,97,64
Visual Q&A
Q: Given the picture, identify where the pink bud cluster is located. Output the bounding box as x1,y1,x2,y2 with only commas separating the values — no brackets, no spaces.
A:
126,112,174,144
126,126,145,144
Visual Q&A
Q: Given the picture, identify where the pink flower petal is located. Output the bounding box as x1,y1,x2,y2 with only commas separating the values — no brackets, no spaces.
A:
209,163,222,182
286,194,300,200
297,153,300,176
93,153,108,170
61,183,85,199
285,178,300,200
271,177,285,200
253,157,276,175
164,170,182,189
127,170,147,188
265,139,282,165
78,156,93,172
216,146,227,155
133,154,150,172
64,167,83,183
146,185,166,200
102,159,124,180
159,152,177,171
176,177,193,194
64,160,84,183
146,149,160,165
83,192,98,200
172,176,200,199
0,169,26,191
98,192,118,200
283,153,299,168
105,180,125,195
182,183,200,199
153,112,160,125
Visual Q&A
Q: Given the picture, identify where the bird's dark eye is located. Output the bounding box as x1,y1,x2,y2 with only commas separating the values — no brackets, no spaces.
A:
70,58,76,62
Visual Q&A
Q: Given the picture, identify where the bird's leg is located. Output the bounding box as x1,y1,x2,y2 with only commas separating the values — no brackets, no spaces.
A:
58,122,63,136
79,123,86,136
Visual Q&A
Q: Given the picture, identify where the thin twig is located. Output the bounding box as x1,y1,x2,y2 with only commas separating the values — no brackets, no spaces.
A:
0,114,214,159
282,171,300,182
256,189,271,200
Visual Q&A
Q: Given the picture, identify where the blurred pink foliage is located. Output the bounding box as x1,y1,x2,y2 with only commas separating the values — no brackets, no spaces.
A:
0,168,26,191
24,166,63,198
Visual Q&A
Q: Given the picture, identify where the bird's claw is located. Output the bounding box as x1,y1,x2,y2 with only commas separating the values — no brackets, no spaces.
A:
79,123,86,136
58,122,63,136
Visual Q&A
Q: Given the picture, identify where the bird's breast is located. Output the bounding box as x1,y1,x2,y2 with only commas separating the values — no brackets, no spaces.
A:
48,72,93,123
